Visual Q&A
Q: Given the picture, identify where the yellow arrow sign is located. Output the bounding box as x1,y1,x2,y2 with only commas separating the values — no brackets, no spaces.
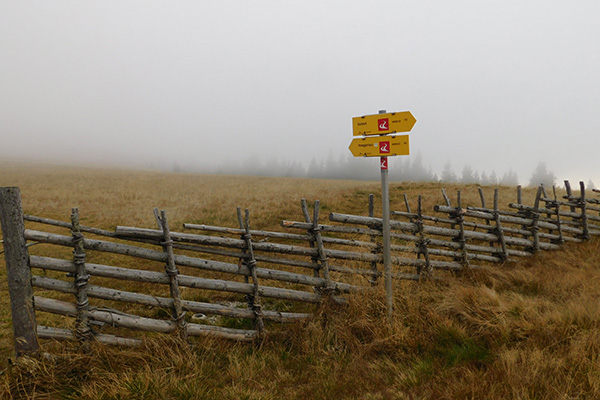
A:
348,135,410,157
352,111,416,136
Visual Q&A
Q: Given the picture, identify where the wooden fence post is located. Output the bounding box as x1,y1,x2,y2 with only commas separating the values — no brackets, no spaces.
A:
156,209,187,341
493,189,508,261
579,181,590,240
238,208,264,335
453,190,469,270
301,199,322,290
549,186,564,245
415,195,432,277
530,186,542,253
479,187,494,248
311,201,332,289
0,187,39,356
70,208,92,351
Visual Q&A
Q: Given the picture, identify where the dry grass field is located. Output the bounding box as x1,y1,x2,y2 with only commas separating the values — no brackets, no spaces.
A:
1,161,600,399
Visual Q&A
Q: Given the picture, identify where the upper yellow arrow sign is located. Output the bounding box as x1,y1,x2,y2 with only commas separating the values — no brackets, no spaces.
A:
352,111,416,136
349,135,410,157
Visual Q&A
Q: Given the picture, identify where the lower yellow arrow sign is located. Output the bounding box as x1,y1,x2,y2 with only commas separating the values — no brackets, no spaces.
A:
348,135,410,157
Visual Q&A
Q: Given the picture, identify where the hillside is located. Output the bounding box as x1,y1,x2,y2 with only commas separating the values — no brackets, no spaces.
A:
1,162,599,399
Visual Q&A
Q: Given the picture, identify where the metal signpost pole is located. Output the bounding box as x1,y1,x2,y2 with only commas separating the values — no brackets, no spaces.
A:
350,108,415,322
378,110,393,322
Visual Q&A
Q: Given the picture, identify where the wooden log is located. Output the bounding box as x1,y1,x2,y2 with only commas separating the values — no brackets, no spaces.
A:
116,226,331,259
185,222,374,248
28,255,343,304
282,220,382,236
183,223,311,242
37,325,143,347
328,213,527,258
539,197,600,218
562,181,600,209
24,229,355,293
326,213,527,258
555,199,600,212
329,213,561,251
433,205,588,241
34,296,258,342
0,187,39,356
115,225,459,271
171,242,321,271
393,210,498,232
24,214,116,237
31,275,309,322
507,204,600,234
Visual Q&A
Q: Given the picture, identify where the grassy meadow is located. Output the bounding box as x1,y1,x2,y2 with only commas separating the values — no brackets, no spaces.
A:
1,161,600,399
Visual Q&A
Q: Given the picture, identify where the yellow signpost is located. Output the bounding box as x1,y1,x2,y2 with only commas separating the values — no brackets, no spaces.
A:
348,135,409,157
352,111,416,136
348,109,417,324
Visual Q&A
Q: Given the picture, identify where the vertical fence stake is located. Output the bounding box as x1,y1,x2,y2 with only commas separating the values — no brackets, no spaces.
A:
312,201,333,292
237,207,251,288
579,181,590,240
0,187,39,356
441,188,451,207
454,191,469,270
551,186,564,245
529,186,542,253
415,195,432,278
239,209,264,335
70,208,92,351
479,187,495,248
301,199,322,294
157,210,187,341
493,189,508,261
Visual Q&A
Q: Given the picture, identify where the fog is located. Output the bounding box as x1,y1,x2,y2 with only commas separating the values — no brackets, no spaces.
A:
1,1,599,187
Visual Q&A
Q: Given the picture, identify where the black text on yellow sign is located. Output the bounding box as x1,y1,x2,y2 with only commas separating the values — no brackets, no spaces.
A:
352,111,416,136
348,135,410,157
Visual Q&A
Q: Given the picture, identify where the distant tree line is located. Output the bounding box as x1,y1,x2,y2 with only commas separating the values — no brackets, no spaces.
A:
205,155,592,188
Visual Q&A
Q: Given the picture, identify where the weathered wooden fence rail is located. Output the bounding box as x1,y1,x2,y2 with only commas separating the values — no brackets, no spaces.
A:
1,181,599,356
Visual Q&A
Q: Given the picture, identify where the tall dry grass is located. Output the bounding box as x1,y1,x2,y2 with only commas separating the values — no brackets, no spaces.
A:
1,161,598,399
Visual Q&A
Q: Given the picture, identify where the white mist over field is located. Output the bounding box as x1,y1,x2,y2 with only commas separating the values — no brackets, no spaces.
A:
1,1,599,186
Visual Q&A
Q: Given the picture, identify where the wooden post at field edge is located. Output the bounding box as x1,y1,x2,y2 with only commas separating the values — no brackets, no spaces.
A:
0,187,39,356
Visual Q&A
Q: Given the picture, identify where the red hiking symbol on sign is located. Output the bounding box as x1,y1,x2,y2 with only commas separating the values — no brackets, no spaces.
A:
379,141,390,154
378,118,389,131
380,157,388,170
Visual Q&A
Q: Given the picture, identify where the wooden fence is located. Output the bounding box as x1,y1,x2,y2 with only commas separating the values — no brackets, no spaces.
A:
1,182,599,356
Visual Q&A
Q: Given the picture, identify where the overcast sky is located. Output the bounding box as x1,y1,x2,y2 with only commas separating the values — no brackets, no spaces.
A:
1,1,599,185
